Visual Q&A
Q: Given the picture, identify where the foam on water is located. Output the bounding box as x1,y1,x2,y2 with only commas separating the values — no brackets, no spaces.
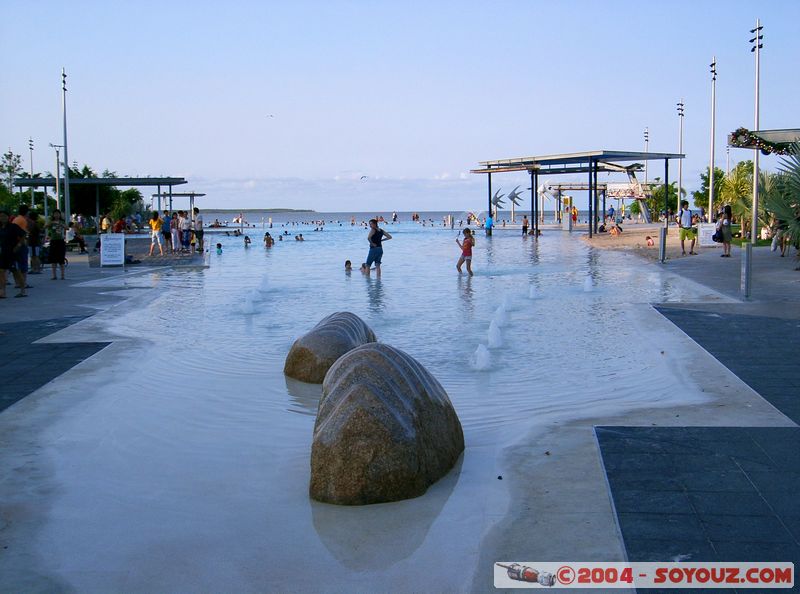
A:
487,320,503,348
0,221,732,592
472,343,492,370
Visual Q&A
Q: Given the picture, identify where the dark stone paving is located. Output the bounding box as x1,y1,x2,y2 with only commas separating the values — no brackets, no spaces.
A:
655,306,800,425
0,316,109,413
597,426,800,592
596,305,800,592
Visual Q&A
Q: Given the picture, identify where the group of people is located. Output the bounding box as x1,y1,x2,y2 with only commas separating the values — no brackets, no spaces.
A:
148,208,204,256
0,205,74,298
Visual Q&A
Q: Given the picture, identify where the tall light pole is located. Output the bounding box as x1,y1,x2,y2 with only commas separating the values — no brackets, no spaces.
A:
726,146,730,175
61,68,71,222
643,127,649,186
49,143,63,213
28,137,35,207
750,19,763,244
677,100,684,216
708,58,717,222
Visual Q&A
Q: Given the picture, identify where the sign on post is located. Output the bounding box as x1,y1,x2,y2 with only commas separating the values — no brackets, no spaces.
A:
697,223,718,247
100,233,125,267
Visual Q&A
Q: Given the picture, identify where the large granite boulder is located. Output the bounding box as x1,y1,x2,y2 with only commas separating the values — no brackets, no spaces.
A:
284,312,376,383
310,343,464,505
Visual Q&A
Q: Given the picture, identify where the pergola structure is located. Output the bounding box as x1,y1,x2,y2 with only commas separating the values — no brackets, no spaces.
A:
13,176,187,223
471,150,684,237
150,192,206,213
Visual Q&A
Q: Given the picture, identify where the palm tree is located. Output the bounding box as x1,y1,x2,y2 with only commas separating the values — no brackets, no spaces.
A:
764,142,800,246
719,162,752,236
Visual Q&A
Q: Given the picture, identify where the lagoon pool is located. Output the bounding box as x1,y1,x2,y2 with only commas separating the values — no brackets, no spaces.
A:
2,221,729,592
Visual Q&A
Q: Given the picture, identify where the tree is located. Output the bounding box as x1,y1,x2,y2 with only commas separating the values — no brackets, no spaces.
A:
648,178,685,217
110,188,144,220
720,161,753,237
1,149,23,192
764,142,800,245
692,166,726,213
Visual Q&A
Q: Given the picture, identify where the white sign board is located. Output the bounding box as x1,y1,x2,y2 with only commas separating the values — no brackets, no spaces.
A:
697,223,719,247
100,233,126,266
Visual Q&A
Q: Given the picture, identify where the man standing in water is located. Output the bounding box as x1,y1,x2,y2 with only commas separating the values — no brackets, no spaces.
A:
365,218,392,276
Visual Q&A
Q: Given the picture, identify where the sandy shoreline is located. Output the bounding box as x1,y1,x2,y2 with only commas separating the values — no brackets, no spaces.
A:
580,224,717,262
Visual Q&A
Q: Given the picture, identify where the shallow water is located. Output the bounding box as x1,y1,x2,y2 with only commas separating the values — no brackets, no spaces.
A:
2,222,729,592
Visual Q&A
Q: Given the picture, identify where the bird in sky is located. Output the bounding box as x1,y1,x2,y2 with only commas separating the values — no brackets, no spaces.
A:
360,175,368,181
266,114,275,118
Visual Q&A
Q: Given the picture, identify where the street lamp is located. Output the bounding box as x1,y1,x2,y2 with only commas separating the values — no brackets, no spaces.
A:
676,100,684,217
49,143,63,214
61,68,71,222
28,137,34,207
643,127,649,186
750,19,763,244
726,146,730,175
708,58,717,222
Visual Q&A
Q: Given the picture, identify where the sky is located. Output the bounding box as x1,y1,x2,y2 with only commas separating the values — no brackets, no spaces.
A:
2,0,799,213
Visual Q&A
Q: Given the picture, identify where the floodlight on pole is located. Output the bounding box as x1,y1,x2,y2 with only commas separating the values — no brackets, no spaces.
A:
708,57,717,222
643,128,649,186
726,146,730,175
61,68,71,222
49,143,63,213
677,100,684,216
750,19,763,244
28,137,34,207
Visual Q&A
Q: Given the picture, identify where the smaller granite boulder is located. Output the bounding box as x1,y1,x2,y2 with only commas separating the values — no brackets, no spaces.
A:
310,343,464,505
284,312,376,383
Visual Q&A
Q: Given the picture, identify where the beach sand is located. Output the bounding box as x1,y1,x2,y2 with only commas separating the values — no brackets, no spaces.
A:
580,224,715,262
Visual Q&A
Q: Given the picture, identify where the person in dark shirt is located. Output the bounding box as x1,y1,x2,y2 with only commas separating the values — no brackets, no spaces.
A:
0,210,28,298
365,218,392,276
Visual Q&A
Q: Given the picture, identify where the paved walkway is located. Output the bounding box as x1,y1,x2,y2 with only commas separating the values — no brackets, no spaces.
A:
595,244,800,587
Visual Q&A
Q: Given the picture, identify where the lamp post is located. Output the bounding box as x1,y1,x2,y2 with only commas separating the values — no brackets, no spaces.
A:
677,100,684,216
49,143,63,214
726,146,730,175
750,19,763,244
708,58,717,222
643,127,649,186
28,137,35,208
61,68,71,223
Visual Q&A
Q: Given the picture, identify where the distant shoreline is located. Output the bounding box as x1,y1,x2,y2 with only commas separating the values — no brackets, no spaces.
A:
204,208,316,213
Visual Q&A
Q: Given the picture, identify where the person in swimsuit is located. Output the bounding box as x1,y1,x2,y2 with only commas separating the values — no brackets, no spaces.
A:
366,218,392,276
456,227,475,276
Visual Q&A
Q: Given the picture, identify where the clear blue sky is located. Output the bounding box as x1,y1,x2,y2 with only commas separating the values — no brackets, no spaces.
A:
2,0,798,212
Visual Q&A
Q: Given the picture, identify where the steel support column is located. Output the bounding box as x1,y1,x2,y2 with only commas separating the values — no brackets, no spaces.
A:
529,170,535,229
533,171,539,236
593,161,599,233
588,159,593,238
664,159,669,229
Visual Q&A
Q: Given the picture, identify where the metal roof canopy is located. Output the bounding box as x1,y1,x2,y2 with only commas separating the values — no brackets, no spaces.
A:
472,149,684,239
150,192,206,213
12,176,188,224
472,150,683,174
13,176,187,188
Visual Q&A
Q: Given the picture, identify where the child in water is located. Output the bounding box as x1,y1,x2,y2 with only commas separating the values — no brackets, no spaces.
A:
344,260,352,272
216,242,223,255
456,228,475,276
244,235,251,248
